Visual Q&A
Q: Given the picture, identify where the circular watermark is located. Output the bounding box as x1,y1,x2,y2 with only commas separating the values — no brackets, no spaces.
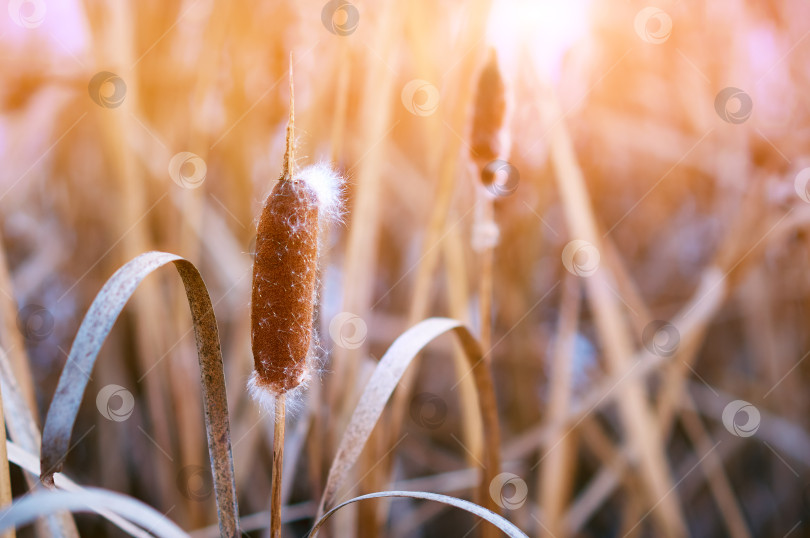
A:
88,71,127,109
634,7,672,44
96,384,135,422
328,312,367,349
722,400,760,437
562,239,600,277
481,160,519,197
409,392,448,429
714,87,753,124
401,79,440,117
17,304,54,342
177,465,213,502
489,472,528,510
642,320,680,357
321,0,359,36
793,168,810,203
169,152,207,189
8,0,46,28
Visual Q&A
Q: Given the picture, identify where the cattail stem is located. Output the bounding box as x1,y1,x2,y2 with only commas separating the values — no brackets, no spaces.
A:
477,208,494,354
270,395,286,538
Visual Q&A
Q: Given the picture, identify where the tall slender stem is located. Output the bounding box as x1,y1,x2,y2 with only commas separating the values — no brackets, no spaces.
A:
271,395,286,538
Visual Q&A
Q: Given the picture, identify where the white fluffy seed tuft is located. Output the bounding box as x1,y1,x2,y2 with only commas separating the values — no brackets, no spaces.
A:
247,371,308,419
297,163,345,223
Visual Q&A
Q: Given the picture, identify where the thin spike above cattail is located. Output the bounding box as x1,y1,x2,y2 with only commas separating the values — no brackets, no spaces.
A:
282,54,295,181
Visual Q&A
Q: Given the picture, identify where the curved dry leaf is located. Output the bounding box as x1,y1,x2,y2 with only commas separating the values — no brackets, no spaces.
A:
6,440,149,538
0,488,189,538
0,346,80,537
309,490,527,538
39,251,239,537
317,317,501,517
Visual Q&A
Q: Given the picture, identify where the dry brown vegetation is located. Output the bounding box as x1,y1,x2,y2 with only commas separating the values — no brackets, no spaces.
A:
1,0,810,536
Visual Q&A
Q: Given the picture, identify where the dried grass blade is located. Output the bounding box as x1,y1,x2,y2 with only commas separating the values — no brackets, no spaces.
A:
0,382,13,538
308,490,526,538
39,251,238,537
0,346,79,537
0,488,189,538
6,440,149,538
317,317,500,518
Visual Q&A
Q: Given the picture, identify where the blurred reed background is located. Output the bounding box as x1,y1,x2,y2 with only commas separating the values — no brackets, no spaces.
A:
2,0,810,536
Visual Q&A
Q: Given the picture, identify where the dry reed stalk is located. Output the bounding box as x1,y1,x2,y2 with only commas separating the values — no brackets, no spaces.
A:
601,242,752,538
549,232,748,536
0,383,13,538
169,6,234,521
536,78,687,536
546,251,752,535
332,0,398,404
381,4,493,533
86,1,177,510
0,347,79,537
0,239,36,418
537,275,579,538
443,225,484,469
325,5,401,534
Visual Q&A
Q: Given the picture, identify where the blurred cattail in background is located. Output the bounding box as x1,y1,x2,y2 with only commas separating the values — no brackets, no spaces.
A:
470,48,508,175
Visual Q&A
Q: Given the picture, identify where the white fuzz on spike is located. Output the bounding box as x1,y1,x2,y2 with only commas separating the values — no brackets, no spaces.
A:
298,163,345,223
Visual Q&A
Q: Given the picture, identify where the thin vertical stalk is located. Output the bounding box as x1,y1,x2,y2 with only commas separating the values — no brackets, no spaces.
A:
271,396,286,538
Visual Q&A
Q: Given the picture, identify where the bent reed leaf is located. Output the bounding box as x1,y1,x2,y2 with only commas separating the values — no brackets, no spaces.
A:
39,251,239,538
308,490,527,538
0,347,79,537
6,440,150,538
317,317,501,518
0,488,188,538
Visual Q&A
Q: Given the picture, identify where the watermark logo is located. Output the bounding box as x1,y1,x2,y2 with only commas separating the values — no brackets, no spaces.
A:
793,167,810,203
401,79,440,117
321,0,359,36
489,472,528,510
562,240,600,277
722,400,760,437
169,152,207,189
481,160,519,197
409,393,448,429
642,320,680,357
177,465,213,501
715,87,752,124
8,0,46,28
329,312,367,349
96,384,135,422
88,71,127,109
634,7,672,44
17,304,54,342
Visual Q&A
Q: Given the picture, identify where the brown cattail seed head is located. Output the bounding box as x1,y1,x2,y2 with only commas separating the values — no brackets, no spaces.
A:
470,48,507,176
250,178,319,395
249,58,342,407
